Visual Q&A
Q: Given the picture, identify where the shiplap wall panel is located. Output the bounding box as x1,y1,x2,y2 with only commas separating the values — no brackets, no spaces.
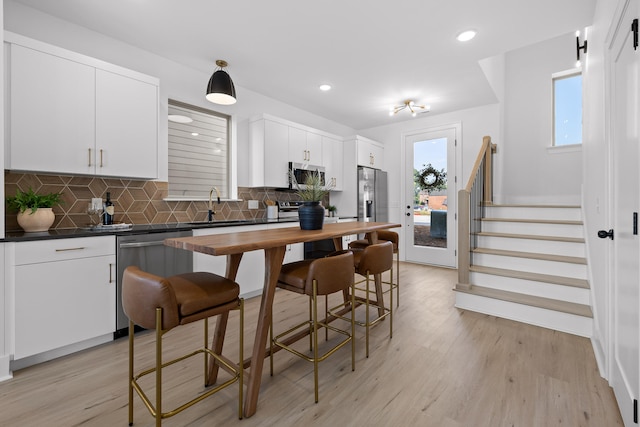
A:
168,103,229,198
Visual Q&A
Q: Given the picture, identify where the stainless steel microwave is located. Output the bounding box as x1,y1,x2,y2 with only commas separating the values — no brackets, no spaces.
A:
289,162,326,189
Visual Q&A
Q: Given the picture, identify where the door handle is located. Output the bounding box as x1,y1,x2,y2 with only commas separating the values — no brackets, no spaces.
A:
597,229,614,240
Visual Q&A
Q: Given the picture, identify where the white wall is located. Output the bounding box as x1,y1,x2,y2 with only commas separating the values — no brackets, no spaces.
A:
358,103,500,255
502,32,583,204
3,2,356,186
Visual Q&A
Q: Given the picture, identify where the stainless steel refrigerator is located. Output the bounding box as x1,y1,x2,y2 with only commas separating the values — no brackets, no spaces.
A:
358,166,388,222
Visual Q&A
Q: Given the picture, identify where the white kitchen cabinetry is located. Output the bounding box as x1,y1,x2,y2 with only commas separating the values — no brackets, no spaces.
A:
5,33,159,179
355,136,384,169
338,217,358,249
249,119,289,188
267,222,304,263
289,127,323,166
11,236,115,362
193,225,269,297
323,136,344,191
95,70,158,178
8,43,96,176
248,114,342,188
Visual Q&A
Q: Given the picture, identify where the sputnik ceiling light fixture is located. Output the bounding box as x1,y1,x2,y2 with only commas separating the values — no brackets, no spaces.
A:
206,59,237,105
389,100,430,117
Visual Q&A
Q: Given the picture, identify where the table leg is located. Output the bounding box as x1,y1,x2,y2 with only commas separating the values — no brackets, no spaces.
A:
244,245,286,418
207,253,243,386
332,236,344,251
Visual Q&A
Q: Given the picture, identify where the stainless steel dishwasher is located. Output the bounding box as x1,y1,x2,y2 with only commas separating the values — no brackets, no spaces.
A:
115,230,193,338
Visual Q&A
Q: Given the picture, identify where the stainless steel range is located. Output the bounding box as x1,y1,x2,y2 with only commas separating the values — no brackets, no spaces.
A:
276,200,303,218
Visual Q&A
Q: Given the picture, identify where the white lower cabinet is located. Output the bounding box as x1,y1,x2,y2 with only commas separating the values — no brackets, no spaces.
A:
12,236,116,361
338,217,358,249
267,222,304,263
193,225,269,297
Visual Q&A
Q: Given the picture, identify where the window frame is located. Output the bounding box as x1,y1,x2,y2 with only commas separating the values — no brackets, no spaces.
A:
166,99,234,200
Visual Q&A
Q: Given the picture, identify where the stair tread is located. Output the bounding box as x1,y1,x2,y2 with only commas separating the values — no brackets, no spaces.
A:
484,203,581,209
481,217,583,225
474,231,585,243
469,265,590,289
454,284,593,318
472,247,587,264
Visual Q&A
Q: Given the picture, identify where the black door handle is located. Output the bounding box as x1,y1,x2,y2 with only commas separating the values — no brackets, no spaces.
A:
597,229,614,240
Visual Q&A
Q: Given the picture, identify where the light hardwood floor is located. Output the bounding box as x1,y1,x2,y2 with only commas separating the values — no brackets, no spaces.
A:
0,263,623,426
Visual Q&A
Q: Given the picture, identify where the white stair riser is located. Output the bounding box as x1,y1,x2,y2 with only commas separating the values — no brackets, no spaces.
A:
484,207,581,221
480,221,583,238
469,272,591,305
476,235,585,257
472,253,587,279
454,292,592,337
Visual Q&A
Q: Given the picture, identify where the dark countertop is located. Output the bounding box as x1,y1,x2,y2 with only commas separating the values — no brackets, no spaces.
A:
2,217,302,242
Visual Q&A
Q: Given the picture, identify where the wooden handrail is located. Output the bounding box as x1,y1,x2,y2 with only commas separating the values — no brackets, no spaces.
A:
458,135,496,288
464,135,495,193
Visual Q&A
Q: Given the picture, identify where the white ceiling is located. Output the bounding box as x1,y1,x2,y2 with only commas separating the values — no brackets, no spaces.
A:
9,0,596,130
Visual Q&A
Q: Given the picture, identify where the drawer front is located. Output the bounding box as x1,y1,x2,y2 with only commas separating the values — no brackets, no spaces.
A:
15,236,115,265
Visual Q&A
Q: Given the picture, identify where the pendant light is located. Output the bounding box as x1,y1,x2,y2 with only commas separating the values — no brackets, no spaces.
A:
206,60,237,105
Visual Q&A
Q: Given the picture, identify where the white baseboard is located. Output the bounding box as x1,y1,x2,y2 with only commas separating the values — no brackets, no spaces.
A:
0,354,13,383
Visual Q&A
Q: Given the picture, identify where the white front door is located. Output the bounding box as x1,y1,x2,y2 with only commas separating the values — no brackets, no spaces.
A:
609,2,639,425
403,125,458,267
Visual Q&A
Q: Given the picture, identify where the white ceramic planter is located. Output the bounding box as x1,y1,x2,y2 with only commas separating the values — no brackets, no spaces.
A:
17,208,55,232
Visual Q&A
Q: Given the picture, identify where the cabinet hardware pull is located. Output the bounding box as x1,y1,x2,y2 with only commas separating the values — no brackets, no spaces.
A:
88,148,92,167
119,241,165,249
100,149,104,168
55,247,86,252
109,263,114,283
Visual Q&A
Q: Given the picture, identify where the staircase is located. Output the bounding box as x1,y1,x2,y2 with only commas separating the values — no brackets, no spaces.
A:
454,204,593,337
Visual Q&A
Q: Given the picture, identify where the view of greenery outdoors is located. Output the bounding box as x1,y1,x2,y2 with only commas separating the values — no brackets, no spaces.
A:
413,137,447,248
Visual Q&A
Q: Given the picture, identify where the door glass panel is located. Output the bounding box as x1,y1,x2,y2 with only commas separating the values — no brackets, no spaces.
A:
413,137,448,248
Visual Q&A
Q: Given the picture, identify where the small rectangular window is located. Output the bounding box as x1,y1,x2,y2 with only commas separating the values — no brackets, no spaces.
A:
553,70,582,146
168,100,230,199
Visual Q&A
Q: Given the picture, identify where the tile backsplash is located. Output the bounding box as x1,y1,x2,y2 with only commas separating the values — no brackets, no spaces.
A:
4,172,311,231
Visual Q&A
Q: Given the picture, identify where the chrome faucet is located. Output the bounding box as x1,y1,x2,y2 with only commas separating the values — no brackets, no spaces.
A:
208,186,221,222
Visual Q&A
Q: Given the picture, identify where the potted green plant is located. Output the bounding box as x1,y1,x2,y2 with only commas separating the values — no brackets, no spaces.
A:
326,205,338,217
6,188,64,232
290,169,333,230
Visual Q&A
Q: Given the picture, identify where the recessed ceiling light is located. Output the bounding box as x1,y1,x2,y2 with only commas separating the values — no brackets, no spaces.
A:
191,132,199,136
456,30,477,42
319,84,332,91
168,114,193,123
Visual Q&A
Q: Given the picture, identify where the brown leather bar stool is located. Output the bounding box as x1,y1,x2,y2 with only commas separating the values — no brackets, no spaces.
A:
122,266,244,426
349,230,400,307
340,241,394,358
269,251,355,403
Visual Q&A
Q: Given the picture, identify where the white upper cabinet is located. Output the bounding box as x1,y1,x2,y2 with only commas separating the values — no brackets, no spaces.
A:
289,128,322,166
5,33,159,179
248,114,342,188
95,70,158,178
8,44,96,175
248,118,290,188
356,136,384,169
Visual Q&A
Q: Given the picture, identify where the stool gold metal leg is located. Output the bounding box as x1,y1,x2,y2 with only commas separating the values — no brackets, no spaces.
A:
128,320,134,426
